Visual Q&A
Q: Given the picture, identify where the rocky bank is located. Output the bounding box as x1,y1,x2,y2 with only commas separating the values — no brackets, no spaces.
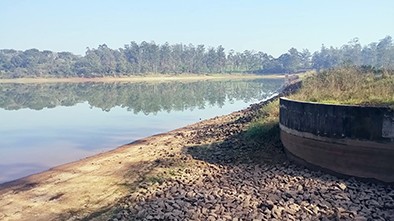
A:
103,99,394,221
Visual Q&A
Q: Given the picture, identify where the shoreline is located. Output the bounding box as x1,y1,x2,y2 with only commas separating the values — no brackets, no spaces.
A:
0,74,284,84
0,99,268,220
1,83,392,220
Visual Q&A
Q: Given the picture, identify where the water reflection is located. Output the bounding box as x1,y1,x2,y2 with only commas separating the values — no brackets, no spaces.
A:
0,79,282,113
0,79,283,183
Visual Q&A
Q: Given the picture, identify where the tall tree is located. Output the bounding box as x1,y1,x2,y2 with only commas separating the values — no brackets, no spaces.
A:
376,36,394,69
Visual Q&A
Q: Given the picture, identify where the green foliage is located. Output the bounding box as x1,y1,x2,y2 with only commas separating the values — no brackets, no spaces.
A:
0,42,268,78
290,67,394,107
246,100,280,139
0,36,393,78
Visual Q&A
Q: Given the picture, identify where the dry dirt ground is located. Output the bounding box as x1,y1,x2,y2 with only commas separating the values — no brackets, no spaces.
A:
0,97,393,221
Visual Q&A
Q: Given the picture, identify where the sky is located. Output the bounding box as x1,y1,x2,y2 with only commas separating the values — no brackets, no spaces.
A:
0,0,393,57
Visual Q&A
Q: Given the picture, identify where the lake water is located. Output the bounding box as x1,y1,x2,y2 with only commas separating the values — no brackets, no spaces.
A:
0,78,283,183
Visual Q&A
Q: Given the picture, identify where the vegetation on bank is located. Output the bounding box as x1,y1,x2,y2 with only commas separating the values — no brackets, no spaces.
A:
246,100,280,139
247,66,394,147
1,36,394,78
289,67,394,107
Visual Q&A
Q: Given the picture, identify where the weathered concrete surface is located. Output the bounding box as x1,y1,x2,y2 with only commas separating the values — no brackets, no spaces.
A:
280,97,394,141
279,98,394,183
280,128,394,183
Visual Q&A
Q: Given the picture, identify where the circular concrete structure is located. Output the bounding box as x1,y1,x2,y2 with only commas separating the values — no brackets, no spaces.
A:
279,97,394,183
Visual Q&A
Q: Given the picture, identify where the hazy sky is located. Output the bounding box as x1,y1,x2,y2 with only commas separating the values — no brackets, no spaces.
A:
1,0,393,57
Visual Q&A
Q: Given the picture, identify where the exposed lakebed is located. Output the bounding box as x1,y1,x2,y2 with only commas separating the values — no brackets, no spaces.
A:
0,78,283,183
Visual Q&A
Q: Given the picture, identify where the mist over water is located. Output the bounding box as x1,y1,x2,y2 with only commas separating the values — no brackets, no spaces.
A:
0,79,283,183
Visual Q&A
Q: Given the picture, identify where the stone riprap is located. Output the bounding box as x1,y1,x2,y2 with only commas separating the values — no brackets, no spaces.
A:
107,99,394,221
112,161,394,221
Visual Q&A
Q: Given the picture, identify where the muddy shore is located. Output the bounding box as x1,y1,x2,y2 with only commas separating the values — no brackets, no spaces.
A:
1,89,393,220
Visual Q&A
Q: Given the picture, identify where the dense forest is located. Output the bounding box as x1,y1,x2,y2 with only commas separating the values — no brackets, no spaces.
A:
0,36,393,78
0,79,282,113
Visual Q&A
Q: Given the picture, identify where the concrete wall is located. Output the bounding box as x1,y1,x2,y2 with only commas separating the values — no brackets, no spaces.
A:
280,98,394,142
279,97,394,183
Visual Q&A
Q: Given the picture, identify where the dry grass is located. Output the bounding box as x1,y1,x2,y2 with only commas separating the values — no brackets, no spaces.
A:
289,67,394,108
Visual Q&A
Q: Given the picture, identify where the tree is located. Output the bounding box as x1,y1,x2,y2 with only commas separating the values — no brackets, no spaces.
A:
124,41,141,73
376,36,394,69
312,45,341,70
361,43,378,67
216,45,226,73
159,43,172,73
341,38,362,66
300,49,312,70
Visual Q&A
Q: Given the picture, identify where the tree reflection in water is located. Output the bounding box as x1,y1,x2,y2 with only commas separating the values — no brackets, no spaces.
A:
0,79,283,114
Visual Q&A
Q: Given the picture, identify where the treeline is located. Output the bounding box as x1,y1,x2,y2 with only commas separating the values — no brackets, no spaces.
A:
0,36,393,78
0,79,282,113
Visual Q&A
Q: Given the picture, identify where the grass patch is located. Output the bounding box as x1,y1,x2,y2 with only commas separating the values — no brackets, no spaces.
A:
246,99,280,140
289,67,394,108
245,99,283,153
142,169,178,185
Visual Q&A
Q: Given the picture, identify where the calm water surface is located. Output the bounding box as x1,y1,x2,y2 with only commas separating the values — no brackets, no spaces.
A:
0,79,283,183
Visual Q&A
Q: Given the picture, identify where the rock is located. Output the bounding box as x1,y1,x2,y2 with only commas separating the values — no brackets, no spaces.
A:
116,213,123,219
222,214,232,220
157,200,165,208
258,200,274,210
303,206,313,215
170,186,177,193
128,206,137,214
263,208,271,215
173,209,183,216
186,191,195,198
283,192,293,199
207,215,216,221
172,202,181,210
311,205,319,214
287,204,300,214
136,209,145,218
271,205,283,218
353,215,368,221
338,183,347,191
368,199,380,207
164,202,173,211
